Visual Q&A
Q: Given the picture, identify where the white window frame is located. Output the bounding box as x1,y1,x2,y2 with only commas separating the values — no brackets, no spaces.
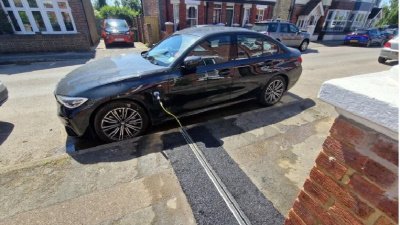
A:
212,2,222,24
242,7,251,27
186,5,198,27
0,0,77,34
256,9,264,22
323,9,350,32
350,11,368,30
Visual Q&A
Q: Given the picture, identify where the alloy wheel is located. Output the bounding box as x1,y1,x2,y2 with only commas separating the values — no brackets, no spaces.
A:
100,107,143,141
265,80,285,104
301,41,308,51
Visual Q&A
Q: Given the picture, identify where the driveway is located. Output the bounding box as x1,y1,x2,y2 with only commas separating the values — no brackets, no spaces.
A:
0,43,395,224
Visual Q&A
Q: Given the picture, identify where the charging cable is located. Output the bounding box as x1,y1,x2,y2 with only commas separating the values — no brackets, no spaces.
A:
154,91,183,128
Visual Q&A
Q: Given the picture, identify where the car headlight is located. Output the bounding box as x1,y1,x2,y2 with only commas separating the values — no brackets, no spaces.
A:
56,95,88,109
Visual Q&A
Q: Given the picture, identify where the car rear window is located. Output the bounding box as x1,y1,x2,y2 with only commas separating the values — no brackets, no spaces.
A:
252,23,278,32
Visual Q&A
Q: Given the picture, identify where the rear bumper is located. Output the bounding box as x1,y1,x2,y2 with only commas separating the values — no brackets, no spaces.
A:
380,49,399,60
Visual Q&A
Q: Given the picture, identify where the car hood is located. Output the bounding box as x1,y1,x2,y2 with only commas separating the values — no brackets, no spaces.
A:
56,53,166,96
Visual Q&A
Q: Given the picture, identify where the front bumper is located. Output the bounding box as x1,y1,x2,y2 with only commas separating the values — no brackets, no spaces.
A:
380,48,399,60
104,34,134,44
57,101,93,137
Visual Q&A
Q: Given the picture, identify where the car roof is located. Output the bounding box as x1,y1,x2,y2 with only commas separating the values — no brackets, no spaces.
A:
175,26,254,37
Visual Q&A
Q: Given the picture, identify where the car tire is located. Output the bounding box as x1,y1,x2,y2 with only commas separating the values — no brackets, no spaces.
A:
366,40,371,47
259,76,286,106
130,42,135,48
299,40,308,52
105,43,110,48
378,57,386,64
94,101,149,142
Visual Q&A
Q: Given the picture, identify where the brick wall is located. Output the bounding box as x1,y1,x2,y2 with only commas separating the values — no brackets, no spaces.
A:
0,0,93,53
285,116,398,225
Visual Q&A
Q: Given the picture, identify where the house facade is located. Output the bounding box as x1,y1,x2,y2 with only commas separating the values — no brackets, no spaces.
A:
143,0,277,42
291,0,382,41
0,0,99,53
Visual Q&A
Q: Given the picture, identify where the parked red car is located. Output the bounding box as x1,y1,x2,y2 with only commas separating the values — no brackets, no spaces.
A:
101,19,134,48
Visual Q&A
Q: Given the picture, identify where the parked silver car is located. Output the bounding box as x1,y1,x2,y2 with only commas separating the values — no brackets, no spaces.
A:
252,20,311,52
0,81,8,106
378,36,399,64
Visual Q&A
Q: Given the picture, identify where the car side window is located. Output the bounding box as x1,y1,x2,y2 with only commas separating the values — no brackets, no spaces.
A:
236,35,279,59
187,35,231,64
280,24,289,33
289,24,299,33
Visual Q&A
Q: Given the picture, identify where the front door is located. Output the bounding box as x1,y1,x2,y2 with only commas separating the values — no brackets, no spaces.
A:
226,9,234,26
168,34,234,113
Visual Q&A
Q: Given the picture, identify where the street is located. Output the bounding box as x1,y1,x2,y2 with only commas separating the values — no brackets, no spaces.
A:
0,43,395,224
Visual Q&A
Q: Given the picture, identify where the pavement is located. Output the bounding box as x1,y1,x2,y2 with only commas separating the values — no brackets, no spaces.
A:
0,42,396,224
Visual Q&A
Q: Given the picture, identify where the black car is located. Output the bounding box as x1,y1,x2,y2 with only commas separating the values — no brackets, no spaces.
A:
55,27,302,142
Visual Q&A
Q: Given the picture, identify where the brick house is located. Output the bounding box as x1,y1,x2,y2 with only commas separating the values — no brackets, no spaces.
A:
143,0,276,41
0,0,99,53
290,0,382,41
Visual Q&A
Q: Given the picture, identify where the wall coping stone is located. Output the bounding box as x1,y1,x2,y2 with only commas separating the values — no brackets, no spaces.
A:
319,66,399,140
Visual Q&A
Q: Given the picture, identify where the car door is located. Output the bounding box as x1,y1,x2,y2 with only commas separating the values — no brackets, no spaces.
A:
167,34,234,113
289,24,302,47
230,33,283,100
278,23,292,46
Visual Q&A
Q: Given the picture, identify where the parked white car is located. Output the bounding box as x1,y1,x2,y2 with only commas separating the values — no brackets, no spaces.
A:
378,36,399,64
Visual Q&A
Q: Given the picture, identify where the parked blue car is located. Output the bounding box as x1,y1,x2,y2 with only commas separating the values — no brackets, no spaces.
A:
344,29,386,47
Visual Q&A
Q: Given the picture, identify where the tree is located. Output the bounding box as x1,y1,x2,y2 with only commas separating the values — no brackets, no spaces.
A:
377,0,398,26
99,6,138,26
93,0,107,10
114,0,120,7
121,0,142,14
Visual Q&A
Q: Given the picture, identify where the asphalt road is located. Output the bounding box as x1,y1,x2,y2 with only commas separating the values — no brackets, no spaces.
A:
0,43,393,167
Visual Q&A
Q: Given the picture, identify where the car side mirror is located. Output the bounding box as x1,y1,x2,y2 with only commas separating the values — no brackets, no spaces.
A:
183,56,202,70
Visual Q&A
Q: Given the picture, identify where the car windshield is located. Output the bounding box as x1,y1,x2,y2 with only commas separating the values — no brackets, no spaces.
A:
145,34,199,67
252,23,278,32
105,20,128,30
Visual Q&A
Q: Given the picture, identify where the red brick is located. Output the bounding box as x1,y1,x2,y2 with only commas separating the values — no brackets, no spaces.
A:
349,174,398,221
303,179,330,204
330,117,366,146
293,200,317,225
310,168,374,218
323,136,368,172
328,203,364,225
286,210,306,225
374,216,395,225
315,151,348,180
297,191,336,225
363,159,396,188
371,135,398,166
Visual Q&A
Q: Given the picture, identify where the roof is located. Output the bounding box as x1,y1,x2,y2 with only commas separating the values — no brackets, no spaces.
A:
368,8,382,19
299,0,321,16
175,26,253,37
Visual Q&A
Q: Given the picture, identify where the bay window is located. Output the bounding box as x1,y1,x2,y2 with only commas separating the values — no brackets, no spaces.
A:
0,0,77,34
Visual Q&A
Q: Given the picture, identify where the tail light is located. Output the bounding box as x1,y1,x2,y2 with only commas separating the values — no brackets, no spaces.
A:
297,56,302,63
384,42,391,48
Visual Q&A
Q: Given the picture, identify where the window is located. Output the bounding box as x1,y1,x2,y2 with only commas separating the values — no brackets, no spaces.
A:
188,35,232,64
236,35,279,59
323,10,350,32
0,0,77,34
256,9,264,22
242,8,250,26
280,24,289,33
252,22,278,32
186,6,197,27
289,24,299,33
351,12,368,31
213,3,221,24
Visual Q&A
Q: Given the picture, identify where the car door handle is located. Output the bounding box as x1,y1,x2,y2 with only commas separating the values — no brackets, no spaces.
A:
218,69,231,76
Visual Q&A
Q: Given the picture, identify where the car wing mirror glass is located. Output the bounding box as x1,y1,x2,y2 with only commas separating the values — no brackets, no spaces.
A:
183,56,202,70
